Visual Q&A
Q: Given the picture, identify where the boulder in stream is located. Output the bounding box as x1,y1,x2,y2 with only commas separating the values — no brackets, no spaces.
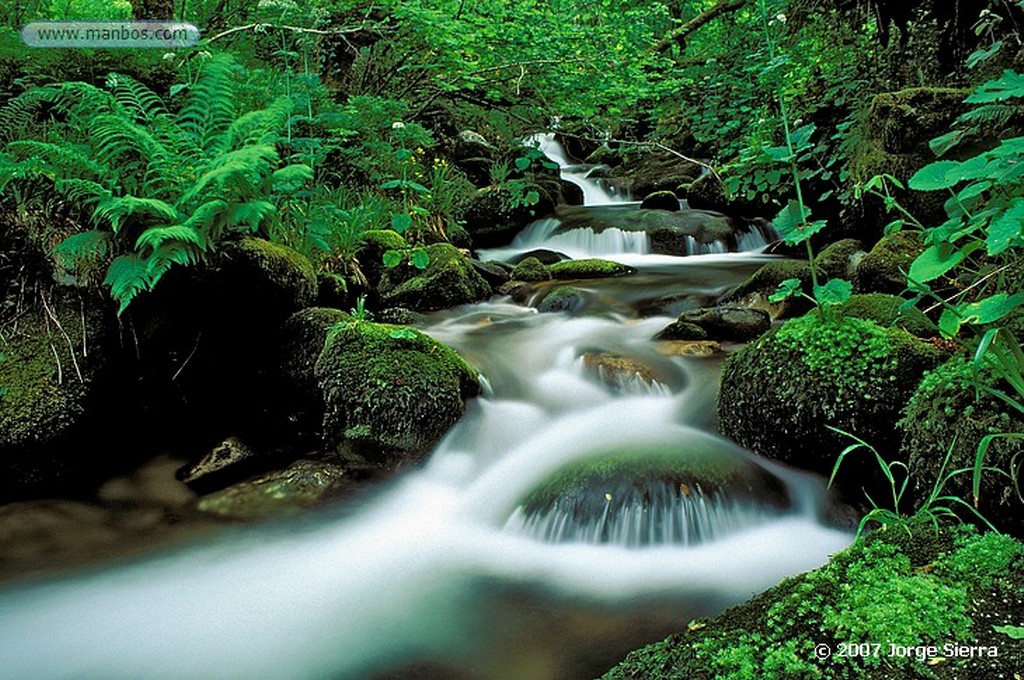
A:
378,243,492,311
314,320,481,466
547,258,635,279
656,306,770,342
639,190,681,212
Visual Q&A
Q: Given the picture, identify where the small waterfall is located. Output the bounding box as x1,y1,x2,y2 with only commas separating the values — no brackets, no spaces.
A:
484,217,649,261
506,482,776,547
529,133,630,205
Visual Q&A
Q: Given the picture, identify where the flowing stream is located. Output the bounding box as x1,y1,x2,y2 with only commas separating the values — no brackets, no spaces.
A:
0,136,852,680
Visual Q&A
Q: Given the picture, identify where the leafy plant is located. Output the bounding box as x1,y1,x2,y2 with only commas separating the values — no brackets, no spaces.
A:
0,55,312,314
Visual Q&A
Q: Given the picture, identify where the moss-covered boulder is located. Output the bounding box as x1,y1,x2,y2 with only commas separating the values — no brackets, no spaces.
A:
720,260,814,317
686,173,730,213
854,231,925,295
639,190,681,211
314,321,481,466
901,356,1024,532
815,238,866,280
610,149,700,197
507,442,790,547
658,307,770,342
536,285,586,314
510,256,551,282
196,459,351,520
316,271,349,309
0,291,124,499
838,293,936,337
378,243,491,311
603,527,1024,679
548,258,635,279
718,315,944,488
279,307,350,409
847,88,969,239
470,260,511,290
462,186,555,248
217,238,317,319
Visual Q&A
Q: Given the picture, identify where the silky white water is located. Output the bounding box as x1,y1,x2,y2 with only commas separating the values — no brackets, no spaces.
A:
0,136,852,680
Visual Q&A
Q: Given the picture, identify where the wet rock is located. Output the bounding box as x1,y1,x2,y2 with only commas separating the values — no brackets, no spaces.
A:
658,307,770,342
685,173,730,213
378,243,491,311
196,459,351,520
547,258,634,279
463,186,555,248
639,190,681,212
314,321,481,465
537,286,585,313
720,260,814,318
581,352,664,391
375,307,425,326
356,230,408,289
279,307,350,407
470,259,511,289
509,249,566,265
854,231,925,295
496,280,532,300
216,238,317,321
450,130,496,187
610,150,701,197
316,271,349,309
179,436,259,487
815,238,866,279
655,340,721,357
511,256,552,282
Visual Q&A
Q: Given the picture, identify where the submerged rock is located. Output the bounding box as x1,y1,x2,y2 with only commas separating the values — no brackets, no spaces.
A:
580,352,666,392
314,321,481,466
537,286,586,314
507,443,789,547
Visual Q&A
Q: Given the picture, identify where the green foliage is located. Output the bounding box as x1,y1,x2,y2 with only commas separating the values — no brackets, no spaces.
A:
0,55,312,314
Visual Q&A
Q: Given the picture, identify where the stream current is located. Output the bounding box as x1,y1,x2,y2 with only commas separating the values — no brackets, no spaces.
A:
0,136,853,679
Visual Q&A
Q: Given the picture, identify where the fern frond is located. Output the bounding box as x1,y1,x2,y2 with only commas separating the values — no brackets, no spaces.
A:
104,254,152,315
106,73,169,123
180,144,279,206
52,230,112,269
226,200,276,232
0,153,49,193
216,96,293,154
5,140,108,178
271,163,313,192
91,113,163,171
180,198,229,249
958,104,1016,128
0,83,113,142
177,55,237,152
54,178,113,207
93,194,180,234
134,225,203,252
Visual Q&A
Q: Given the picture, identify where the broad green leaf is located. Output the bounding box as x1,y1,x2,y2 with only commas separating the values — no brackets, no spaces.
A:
909,242,968,282
929,129,965,157
987,197,1024,255
406,181,430,194
525,190,540,205
514,156,531,172
391,213,412,234
763,145,792,162
135,225,202,251
960,293,1024,325
939,308,962,337
993,625,1024,640
908,160,963,191
789,123,816,151
382,250,402,268
773,200,811,241
814,278,853,307
966,70,1024,103
967,41,1003,69
380,179,403,190
410,249,430,269
768,278,802,303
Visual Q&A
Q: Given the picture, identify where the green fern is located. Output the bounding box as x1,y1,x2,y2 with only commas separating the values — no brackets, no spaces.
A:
0,54,311,314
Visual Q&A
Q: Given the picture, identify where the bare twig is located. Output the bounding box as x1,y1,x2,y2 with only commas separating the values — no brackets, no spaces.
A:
39,293,83,383
924,263,1013,314
171,332,202,382
547,129,721,180
205,21,376,44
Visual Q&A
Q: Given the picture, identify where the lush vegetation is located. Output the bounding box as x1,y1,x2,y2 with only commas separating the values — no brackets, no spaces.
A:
1,0,1024,676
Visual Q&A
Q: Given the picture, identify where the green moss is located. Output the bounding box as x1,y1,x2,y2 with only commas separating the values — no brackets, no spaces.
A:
900,355,1024,527
605,527,1024,680
378,243,491,311
510,256,551,282
718,315,943,479
0,296,109,451
547,258,635,280
316,272,349,309
815,238,865,279
314,320,480,462
221,238,317,315
279,307,350,397
837,293,935,337
722,259,813,316
854,232,925,295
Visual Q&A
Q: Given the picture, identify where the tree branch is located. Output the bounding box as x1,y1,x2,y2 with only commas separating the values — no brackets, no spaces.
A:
650,0,748,54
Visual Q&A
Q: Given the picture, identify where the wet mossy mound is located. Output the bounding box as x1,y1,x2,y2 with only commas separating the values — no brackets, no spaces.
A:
838,293,936,338
510,442,790,547
900,356,1024,533
717,315,944,489
603,526,1024,679
547,258,635,279
854,231,925,295
314,321,480,467
378,243,491,311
